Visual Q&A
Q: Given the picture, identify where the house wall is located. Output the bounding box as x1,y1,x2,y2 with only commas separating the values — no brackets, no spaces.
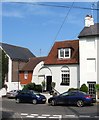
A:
20,71,33,85
97,37,99,84
5,60,27,92
32,61,45,84
79,36,97,86
46,64,79,93
12,61,26,82
32,63,79,93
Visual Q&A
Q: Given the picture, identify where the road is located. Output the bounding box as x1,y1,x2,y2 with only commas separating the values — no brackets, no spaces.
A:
1,97,99,120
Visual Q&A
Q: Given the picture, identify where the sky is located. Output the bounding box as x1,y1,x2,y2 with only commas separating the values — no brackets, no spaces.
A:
1,0,99,57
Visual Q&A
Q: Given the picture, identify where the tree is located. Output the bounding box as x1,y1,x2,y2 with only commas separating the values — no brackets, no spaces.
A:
0,49,8,88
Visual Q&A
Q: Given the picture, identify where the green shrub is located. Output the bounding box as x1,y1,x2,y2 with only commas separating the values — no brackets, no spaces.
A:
68,88,79,92
95,84,99,91
80,84,88,93
35,84,42,92
22,83,42,92
51,82,56,88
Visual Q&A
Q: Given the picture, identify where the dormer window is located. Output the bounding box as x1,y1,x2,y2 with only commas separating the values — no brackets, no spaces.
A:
58,48,71,59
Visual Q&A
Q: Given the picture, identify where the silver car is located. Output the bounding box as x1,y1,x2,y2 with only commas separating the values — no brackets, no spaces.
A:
6,90,20,98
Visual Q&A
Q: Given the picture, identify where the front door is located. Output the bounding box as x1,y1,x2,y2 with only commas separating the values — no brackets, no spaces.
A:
46,76,52,91
87,82,96,98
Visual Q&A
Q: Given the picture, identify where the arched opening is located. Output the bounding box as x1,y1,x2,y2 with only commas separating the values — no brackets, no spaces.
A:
38,67,52,91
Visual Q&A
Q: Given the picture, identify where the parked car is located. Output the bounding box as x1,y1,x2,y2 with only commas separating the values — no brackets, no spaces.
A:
48,90,94,107
15,90,46,104
6,90,21,98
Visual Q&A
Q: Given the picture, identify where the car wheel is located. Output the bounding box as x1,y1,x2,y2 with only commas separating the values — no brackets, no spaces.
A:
16,98,20,103
32,99,37,104
76,100,84,107
51,100,56,106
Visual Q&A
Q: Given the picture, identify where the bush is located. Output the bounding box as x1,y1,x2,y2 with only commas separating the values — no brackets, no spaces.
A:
80,84,88,93
95,84,99,91
23,83,42,92
35,84,42,92
51,82,56,88
68,88,79,92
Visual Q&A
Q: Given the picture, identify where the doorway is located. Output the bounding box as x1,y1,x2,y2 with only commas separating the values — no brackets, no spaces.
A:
46,76,52,91
87,82,96,98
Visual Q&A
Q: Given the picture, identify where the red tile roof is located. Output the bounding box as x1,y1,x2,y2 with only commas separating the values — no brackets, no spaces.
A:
44,40,79,65
20,57,46,71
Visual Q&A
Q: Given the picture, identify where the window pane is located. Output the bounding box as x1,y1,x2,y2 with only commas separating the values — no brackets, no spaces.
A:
61,67,70,86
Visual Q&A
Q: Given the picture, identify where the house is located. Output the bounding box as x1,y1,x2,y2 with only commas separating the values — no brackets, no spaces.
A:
0,42,35,92
29,15,98,100
78,21,99,98
19,57,46,89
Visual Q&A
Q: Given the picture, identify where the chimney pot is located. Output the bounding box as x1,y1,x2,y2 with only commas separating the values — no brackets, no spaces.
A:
85,15,94,27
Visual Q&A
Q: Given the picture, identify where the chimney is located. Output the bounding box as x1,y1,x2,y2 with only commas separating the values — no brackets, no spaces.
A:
85,15,94,27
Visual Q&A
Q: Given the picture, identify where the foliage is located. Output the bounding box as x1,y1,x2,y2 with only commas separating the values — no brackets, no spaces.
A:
95,84,99,91
23,83,42,92
68,88,79,92
51,82,56,88
0,49,8,88
35,84,42,92
41,80,46,88
80,84,88,93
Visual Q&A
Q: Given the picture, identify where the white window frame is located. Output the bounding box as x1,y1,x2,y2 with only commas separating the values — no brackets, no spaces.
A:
24,71,28,80
87,58,96,72
58,48,71,59
60,67,70,86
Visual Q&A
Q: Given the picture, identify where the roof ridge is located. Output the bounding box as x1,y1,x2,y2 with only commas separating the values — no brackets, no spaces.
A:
55,39,79,44
0,42,29,50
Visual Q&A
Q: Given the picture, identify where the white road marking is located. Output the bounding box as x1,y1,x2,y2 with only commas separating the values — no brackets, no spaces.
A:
30,114,38,116
49,116,60,118
94,116,99,118
26,115,35,118
21,113,28,116
79,115,90,118
53,115,62,118
42,114,50,116
37,116,47,118
65,115,78,118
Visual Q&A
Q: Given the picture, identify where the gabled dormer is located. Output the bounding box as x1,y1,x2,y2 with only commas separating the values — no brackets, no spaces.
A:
44,40,79,65
58,48,71,59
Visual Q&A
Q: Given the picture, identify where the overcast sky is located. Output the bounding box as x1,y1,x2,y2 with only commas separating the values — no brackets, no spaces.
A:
1,0,99,56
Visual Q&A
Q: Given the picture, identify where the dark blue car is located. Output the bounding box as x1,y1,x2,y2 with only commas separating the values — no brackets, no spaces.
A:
15,90,46,104
48,91,93,107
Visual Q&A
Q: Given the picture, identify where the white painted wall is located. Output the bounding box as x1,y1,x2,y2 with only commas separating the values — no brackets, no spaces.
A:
48,64,79,93
79,36,97,86
32,61,45,84
96,37,99,84
33,64,79,93
5,81,22,92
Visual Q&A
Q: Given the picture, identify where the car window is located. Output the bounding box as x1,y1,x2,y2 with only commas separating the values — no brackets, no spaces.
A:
60,92,69,96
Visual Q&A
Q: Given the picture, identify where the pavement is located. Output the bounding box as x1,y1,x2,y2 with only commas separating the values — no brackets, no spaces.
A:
41,92,52,103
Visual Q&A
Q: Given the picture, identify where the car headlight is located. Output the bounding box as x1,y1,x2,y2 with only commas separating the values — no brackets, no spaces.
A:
36,95,40,98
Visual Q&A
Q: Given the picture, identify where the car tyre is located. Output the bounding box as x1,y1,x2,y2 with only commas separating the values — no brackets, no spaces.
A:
32,99,37,104
51,100,56,106
76,100,84,107
16,98,20,103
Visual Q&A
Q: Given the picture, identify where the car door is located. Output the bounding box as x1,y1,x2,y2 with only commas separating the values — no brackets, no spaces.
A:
56,92,69,104
24,92,33,102
66,92,77,105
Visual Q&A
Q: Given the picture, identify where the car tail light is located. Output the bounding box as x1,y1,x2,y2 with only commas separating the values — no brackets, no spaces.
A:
85,95,91,99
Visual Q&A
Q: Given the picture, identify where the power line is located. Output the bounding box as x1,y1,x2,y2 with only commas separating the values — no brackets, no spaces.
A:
13,2,99,11
54,1,75,41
